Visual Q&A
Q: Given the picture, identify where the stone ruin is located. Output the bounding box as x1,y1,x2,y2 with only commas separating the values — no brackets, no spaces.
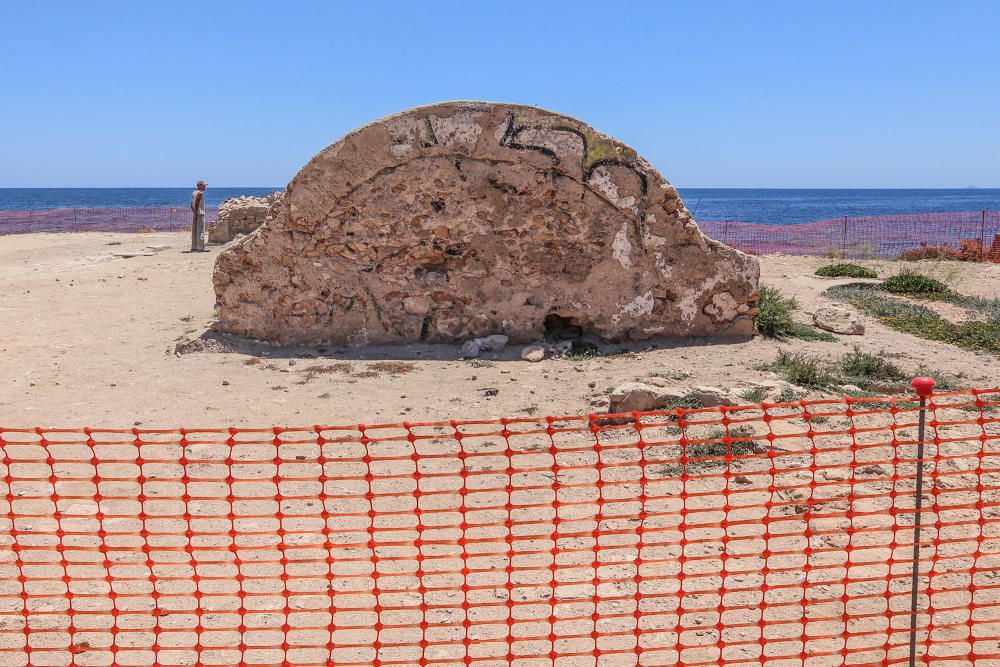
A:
213,102,760,345
208,191,283,244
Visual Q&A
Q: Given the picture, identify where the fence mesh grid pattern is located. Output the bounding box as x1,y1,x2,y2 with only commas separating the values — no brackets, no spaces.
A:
699,211,1000,261
2,208,1000,263
3,388,1000,666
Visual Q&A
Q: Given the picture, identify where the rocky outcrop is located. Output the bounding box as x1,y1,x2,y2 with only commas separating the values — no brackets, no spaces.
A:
208,192,283,244
213,102,759,345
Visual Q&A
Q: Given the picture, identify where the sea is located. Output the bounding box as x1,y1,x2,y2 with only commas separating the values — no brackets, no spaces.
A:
0,187,998,226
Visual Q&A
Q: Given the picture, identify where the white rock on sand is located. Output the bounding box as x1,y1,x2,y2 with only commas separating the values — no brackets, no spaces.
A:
813,305,865,335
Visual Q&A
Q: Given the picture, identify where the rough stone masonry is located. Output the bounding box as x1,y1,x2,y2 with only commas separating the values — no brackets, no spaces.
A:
213,102,760,345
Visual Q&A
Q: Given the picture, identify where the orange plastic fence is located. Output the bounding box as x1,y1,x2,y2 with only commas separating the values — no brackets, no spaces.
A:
2,388,999,666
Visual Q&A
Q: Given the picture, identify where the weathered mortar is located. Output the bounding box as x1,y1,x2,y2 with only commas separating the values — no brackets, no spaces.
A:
213,101,759,345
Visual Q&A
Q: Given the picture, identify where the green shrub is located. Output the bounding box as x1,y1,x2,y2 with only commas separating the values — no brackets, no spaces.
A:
689,425,758,459
826,284,1000,355
815,263,878,279
774,387,800,403
762,351,837,389
788,323,837,342
754,285,835,341
755,285,798,338
740,386,769,403
839,348,907,388
883,271,949,295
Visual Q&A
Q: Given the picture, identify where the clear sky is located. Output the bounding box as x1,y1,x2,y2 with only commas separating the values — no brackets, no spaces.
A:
1,1,997,188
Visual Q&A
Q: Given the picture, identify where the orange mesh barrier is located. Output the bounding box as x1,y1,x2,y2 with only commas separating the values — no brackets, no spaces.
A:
2,387,1000,666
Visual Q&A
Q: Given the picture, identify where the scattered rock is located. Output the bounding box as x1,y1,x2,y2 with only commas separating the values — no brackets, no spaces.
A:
686,386,739,407
288,359,297,366
207,191,283,244
549,340,574,357
813,306,865,335
521,344,546,362
608,382,686,413
477,334,509,352
173,335,228,355
461,340,482,359
221,379,230,386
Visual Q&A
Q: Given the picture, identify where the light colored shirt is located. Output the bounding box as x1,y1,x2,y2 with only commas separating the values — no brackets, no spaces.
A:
191,189,206,215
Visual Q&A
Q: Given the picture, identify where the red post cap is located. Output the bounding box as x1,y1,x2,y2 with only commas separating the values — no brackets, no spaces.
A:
911,376,936,397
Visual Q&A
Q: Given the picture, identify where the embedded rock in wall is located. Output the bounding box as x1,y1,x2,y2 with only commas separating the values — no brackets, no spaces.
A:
208,191,283,244
213,102,760,345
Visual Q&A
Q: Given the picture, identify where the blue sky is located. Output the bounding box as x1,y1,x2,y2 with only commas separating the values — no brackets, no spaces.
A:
1,1,997,188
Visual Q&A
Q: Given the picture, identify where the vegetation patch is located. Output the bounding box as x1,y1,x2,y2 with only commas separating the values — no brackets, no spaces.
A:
761,351,837,389
883,271,950,295
826,284,1000,355
839,348,906,389
740,386,769,403
815,263,878,279
653,425,760,477
755,285,835,341
762,346,965,393
788,323,837,342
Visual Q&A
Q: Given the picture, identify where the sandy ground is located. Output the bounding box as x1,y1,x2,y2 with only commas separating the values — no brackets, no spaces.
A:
2,231,999,666
1,231,999,429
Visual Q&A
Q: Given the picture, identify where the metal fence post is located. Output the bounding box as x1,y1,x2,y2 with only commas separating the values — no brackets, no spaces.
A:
908,376,936,667
842,216,848,257
982,210,988,262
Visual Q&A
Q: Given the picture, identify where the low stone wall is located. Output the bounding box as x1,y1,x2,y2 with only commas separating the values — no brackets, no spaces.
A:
208,192,283,244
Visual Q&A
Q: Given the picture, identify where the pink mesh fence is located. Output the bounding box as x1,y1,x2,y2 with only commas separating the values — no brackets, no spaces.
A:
0,208,217,235
3,207,999,261
700,210,1000,260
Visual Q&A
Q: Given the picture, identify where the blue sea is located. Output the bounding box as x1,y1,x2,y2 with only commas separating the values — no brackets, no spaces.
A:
674,188,1000,225
0,188,280,211
0,187,998,226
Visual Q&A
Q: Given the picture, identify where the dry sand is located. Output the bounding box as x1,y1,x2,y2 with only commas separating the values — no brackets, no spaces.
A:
2,231,1000,666
1,231,999,429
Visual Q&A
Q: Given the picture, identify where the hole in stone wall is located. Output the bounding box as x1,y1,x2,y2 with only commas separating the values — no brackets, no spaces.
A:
543,314,583,341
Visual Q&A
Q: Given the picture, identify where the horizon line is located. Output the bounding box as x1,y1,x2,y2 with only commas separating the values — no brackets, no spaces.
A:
1,186,998,191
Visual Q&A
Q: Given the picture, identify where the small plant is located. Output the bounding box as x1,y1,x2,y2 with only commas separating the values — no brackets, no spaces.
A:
755,285,798,338
912,365,962,391
883,271,949,295
839,348,906,389
565,348,599,361
762,351,837,389
664,396,705,411
774,387,800,403
755,285,834,341
466,358,495,368
180,314,194,322
689,425,758,460
788,323,837,342
815,263,878,279
740,386,769,403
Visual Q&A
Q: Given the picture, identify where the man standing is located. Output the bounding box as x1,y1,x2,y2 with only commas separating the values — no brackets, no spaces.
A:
190,180,207,251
